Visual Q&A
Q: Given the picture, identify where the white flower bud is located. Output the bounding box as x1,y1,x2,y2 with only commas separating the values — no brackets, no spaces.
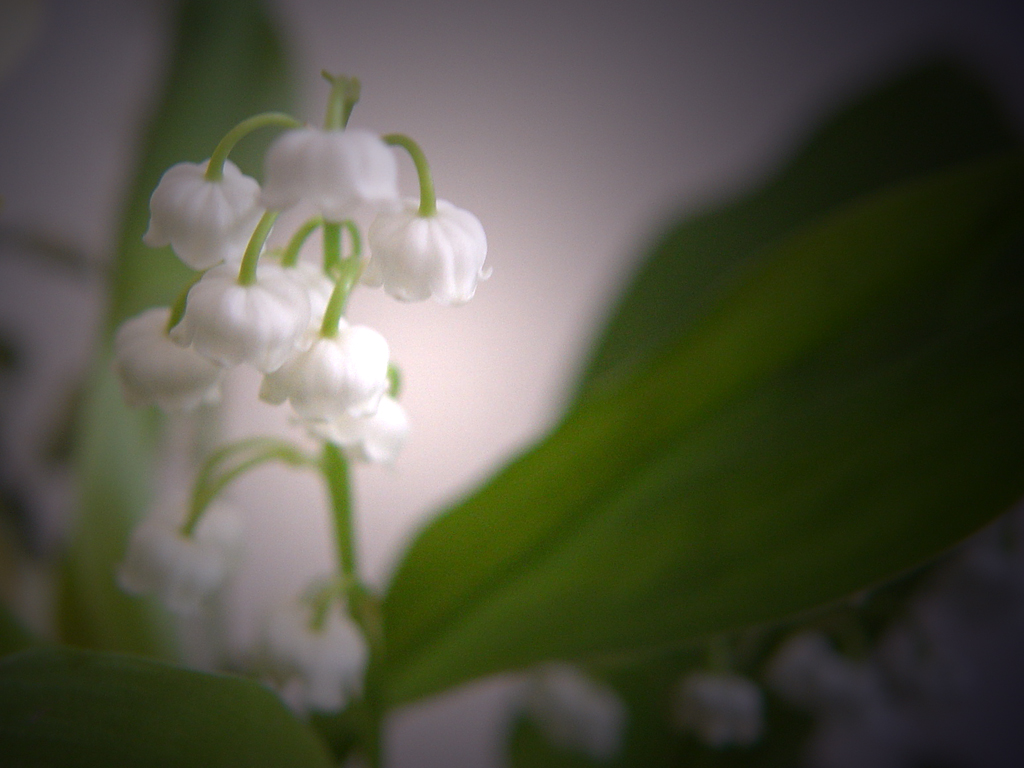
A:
260,127,399,220
117,500,243,615
366,198,488,305
524,663,627,762
263,599,368,713
673,672,764,748
171,264,310,373
305,395,409,463
258,324,390,420
766,631,881,713
113,307,223,411
143,159,263,270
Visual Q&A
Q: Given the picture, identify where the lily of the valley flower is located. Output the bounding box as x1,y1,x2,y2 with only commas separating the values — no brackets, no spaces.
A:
264,599,369,713
766,631,881,713
260,127,399,220
117,500,243,615
114,307,223,411
144,159,263,270
365,198,488,305
673,672,764,748
171,263,310,373
524,663,627,762
259,323,390,420
305,394,409,463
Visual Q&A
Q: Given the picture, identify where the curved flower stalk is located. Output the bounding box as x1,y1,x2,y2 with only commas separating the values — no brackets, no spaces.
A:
144,159,263,270
672,671,764,748
113,306,223,411
522,663,627,762
117,499,243,615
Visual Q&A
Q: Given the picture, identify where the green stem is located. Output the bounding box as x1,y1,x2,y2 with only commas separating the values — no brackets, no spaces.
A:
237,210,280,286
281,216,323,267
322,221,342,275
181,438,313,537
204,112,302,182
165,271,205,333
383,133,436,217
322,443,357,581
322,72,361,130
319,221,363,337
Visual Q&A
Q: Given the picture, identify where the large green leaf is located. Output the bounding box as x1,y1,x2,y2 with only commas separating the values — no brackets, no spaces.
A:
575,59,1020,401
0,647,332,768
382,154,1024,705
60,0,292,654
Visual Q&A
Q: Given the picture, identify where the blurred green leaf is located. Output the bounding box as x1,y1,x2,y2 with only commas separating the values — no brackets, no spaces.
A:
383,154,1024,704
0,647,333,768
60,0,292,654
575,59,1020,401
0,604,36,657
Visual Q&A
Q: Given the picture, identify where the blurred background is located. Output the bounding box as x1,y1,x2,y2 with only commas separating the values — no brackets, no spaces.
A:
2,0,1024,766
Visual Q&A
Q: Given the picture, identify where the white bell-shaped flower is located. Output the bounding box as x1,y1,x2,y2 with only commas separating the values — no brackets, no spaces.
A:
117,500,243,615
766,631,881,713
673,672,764,748
170,263,310,373
264,599,368,713
259,323,390,420
365,198,488,305
305,395,409,463
260,127,399,220
113,307,224,411
143,159,263,270
523,663,627,762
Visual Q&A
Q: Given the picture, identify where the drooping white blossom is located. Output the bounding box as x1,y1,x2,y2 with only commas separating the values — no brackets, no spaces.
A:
258,323,390,420
260,127,399,220
305,395,409,463
170,263,310,373
263,599,368,713
285,260,336,337
673,672,764,748
113,307,224,411
117,500,243,615
523,663,627,762
766,631,882,713
143,159,263,270
365,198,488,305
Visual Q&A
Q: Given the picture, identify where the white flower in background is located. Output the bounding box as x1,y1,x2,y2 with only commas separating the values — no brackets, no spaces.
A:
523,663,627,762
143,159,263,270
259,323,390,420
285,260,336,336
305,395,409,463
113,307,224,411
263,599,369,713
365,198,488,305
260,127,399,220
171,263,310,373
673,672,764,748
117,500,243,615
766,631,882,713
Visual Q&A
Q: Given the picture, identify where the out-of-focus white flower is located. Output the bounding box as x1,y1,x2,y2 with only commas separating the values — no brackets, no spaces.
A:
365,198,488,305
260,127,398,220
117,500,243,615
306,395,409,463
113,307,224,411
285,261,336,337
523,663,627,762
673,672,764,748
766,631,881,713
258,324,390,420
171,263,310,373
143,159,263,270
263,599,368,713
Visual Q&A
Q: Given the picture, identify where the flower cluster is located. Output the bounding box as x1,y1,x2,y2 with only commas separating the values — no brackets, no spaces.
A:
114,74,487,714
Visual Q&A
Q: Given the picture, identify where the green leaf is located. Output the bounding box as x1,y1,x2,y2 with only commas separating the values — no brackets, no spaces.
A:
575,59,1020,401
0,604,36,657
382,154,1024,705
0,647,333,768
60,0,292,654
